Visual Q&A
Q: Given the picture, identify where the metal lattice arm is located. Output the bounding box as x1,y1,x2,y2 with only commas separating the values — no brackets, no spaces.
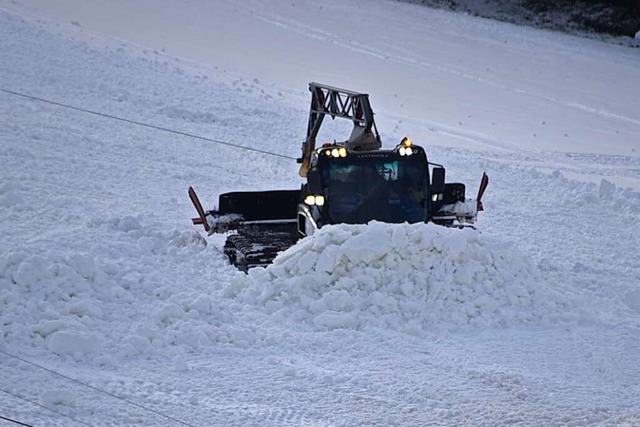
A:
298,83,381,177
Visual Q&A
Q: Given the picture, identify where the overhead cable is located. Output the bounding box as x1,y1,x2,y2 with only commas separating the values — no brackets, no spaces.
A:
0,350,195,427
0,87,296,160
0,388,90,427
0,414,34,427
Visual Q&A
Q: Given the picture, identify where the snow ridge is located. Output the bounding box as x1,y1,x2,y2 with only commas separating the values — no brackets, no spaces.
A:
230,222,574,332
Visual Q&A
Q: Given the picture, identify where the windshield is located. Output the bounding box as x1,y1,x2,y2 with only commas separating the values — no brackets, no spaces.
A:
320,158,428,224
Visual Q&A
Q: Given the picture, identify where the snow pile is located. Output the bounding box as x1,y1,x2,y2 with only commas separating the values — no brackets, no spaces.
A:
229,223,573,332
546,169,640,216
0,216,242,361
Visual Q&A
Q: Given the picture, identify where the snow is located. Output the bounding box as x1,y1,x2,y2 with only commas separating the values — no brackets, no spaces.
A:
237,222,574,332
3,0,640,163
1,0,639,425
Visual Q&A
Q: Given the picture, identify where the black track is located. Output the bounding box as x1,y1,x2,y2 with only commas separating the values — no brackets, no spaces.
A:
223,223,300,271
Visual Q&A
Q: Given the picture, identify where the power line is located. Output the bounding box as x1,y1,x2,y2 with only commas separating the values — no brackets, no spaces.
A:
0,388,89,427
0,87,297,161
0,350,195,427
0,414,33,427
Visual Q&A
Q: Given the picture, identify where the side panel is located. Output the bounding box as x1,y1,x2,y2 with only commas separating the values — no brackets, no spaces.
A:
443,183,466,204
218,190,300,221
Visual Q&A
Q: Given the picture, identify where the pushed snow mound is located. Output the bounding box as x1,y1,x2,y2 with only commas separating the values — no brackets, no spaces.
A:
230,222,572,332
0,218,244,361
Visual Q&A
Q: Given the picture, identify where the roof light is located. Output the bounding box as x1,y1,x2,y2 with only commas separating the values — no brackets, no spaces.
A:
331,148,340,158
399,146,413,156
338,147,347,157
314,195,325,206
401,137,413,147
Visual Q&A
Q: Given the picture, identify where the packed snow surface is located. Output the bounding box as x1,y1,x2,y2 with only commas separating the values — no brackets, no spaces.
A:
1,0,640,426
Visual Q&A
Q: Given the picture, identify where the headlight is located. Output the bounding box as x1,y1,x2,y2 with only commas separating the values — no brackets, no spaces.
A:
304,195,325,206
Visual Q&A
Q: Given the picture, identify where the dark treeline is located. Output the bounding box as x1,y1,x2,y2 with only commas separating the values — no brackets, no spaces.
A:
400,0,640,38
525,0,640,36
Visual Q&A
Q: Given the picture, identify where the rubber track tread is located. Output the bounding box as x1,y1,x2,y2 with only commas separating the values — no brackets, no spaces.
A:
224,224,299,271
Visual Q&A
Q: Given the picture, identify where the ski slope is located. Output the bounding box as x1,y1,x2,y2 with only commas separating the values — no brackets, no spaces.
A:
1,0,640,425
